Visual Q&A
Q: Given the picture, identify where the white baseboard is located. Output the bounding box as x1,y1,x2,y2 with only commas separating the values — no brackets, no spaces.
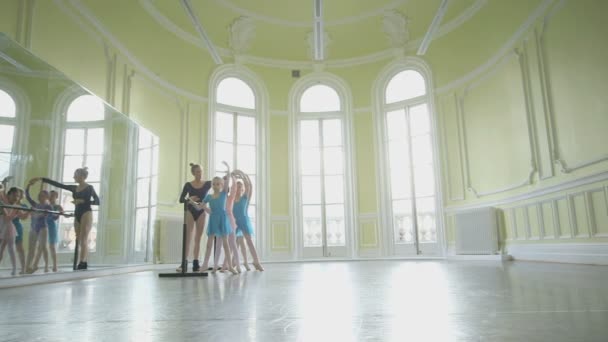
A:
446,243,510,261
507,243,608,265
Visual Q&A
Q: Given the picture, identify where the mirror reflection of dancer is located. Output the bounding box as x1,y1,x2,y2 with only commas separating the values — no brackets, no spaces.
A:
10,188,29,274
177,163,212,273
45,191,63,272
0,178,27,276
34,167,99,270
232,170,264,271
24,180,53,274
197,162,237,274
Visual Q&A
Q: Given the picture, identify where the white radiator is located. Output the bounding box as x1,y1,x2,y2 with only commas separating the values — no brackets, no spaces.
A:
455,207,498,255
159,216,185,264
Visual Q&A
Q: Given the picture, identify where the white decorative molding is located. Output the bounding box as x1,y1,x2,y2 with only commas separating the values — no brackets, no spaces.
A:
180,0,223,64
213,0,408,28
382,10,409,48
457,51,537,198
444,170,608,213
140,0,486,69
229,16,255,55
507,243,608,265
417,0,449,55
436,0,555,94
307,30,332,61
440,94,466,201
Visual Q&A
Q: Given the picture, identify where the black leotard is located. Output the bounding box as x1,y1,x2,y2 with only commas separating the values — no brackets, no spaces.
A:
180,181,211,221
42,178,99,222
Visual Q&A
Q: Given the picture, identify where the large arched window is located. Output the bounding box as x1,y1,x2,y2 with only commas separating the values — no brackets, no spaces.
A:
211,76,258,232
0,89,17,180
291,77,355,258
56,94,106,253
375,62,441,256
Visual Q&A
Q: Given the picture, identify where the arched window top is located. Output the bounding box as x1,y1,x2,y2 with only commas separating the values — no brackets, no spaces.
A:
385,70,426,104
67,95,105,122
0,89,16,118
216,77,255,109
300,84,341,113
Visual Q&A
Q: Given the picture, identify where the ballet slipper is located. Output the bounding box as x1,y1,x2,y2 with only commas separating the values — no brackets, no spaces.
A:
44,268,49,273
253,262,264,271
227,266,238,275
243,263,251,271
52,266,58,272
235,265,241,273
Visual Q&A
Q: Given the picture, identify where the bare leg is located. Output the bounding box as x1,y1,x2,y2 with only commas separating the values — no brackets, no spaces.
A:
50,244,58,272
221,237,237,275
244,233,264,271
193,214,206,260
0,241,5,263
79,212,93,263
16,241,25,274
7,240,17,276
229,234,240,273
237,236,250,271
214,236,222,270
33,228,49,272
25,230,38,273
200,234,215,271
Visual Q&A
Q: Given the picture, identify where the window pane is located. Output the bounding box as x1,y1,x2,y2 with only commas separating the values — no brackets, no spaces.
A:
325,204,345,246
324,175,344,204
87,128,104,155
63,156,83,182
299,120,319,147
85,156,103,183
0,90,16,118
64,129,85,155
134,208,149,252
389,141,411,199
67,95,105,122
0,153,10,179
217,77,255,109
413,164,435,197
0,125,14,152
386,110,407,142
215,112,234,142
152,145,159,176
411,134,433,166
302,205,322,247
385,70,426,104
300,85,340,112
237,115,255,145
393,199,414,244
236,145,256,174
215,141,234,170
300,147,321,176
247,175,256,205
301,176,321,204
137,178,151,207
322,119,342,147
416,197,436,242
323,147,343,175
138,128,153,148
409,104,430,136
138,148,152,178
151,176,158,206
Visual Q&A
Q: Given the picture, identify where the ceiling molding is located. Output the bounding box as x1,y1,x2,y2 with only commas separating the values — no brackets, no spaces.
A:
417,0,450,55
180,0,223,64
436,0,555,94
61,0,208,102
213,0,409,28
140,0,487,69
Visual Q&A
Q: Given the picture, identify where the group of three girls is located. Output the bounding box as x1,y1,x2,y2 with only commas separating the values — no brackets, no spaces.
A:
0,167,99,275
178,162,263,274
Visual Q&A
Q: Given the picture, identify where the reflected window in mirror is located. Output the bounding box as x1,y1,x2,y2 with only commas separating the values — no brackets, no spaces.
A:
57,94,106,253
213,76,258,228
134,128,159,258
0,89,17,179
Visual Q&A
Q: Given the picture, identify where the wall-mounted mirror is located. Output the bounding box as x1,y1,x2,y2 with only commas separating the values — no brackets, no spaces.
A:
0,33,158,279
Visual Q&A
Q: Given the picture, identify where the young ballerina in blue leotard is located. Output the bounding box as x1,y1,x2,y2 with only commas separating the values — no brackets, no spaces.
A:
197,162,237,275
232,170,264,271
46,190,63,272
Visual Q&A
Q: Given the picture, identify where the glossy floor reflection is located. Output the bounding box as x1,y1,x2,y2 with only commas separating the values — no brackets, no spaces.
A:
2,260,608,341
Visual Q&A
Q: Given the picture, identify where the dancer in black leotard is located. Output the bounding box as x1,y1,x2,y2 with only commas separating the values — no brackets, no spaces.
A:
177,163,211,272
32,167,99,270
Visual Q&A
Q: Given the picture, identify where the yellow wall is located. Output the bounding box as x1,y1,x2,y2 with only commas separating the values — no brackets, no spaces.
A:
2,0,606,259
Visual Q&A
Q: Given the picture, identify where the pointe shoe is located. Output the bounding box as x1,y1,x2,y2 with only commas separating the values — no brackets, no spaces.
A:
243,263,251,271
253,262,264,271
